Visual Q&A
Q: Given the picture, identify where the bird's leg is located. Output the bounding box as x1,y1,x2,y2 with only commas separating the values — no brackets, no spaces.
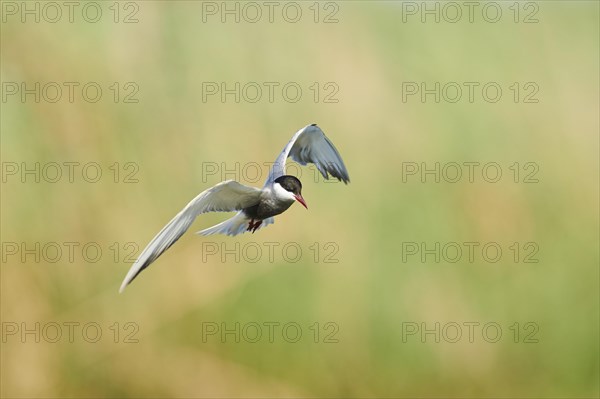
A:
251,220,262,233
247,219,262,233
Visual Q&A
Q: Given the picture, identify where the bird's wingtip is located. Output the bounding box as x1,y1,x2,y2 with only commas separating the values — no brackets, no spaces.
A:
118,282,127,294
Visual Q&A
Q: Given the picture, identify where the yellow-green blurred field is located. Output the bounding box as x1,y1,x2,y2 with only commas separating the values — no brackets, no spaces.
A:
1,1,598,397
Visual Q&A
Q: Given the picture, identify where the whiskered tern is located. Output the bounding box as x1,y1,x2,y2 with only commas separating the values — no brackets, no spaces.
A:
119,124,349,292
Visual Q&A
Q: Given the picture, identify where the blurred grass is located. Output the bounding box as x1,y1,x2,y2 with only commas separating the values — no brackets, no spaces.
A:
1,1,599,398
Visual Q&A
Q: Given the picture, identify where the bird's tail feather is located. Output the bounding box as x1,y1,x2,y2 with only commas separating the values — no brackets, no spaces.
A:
197,212,274,236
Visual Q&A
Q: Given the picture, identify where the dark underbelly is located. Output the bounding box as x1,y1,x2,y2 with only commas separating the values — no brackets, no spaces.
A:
243,201,293,220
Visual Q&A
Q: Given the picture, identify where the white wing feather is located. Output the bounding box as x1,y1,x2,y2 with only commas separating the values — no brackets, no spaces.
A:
119,180,261,292
265,124,350,186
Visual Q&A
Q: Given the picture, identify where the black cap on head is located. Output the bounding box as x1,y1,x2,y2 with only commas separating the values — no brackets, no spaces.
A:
274,175,302,195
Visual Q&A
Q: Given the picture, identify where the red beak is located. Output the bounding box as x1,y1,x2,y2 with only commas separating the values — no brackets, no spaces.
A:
294,194,308,209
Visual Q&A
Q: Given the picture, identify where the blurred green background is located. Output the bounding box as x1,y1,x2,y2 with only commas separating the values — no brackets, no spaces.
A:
1,1,598,397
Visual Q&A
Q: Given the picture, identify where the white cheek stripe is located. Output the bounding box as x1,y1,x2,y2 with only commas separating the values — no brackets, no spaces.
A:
273,182,296,201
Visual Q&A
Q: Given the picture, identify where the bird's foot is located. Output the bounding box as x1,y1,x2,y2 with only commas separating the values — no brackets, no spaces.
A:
247,219,262,233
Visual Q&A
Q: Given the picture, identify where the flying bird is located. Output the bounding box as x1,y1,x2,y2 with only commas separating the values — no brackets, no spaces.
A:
119,124,349,292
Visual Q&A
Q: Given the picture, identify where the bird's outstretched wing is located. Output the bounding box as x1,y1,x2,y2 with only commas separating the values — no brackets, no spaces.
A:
119,180,261,292
264,124,350,186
